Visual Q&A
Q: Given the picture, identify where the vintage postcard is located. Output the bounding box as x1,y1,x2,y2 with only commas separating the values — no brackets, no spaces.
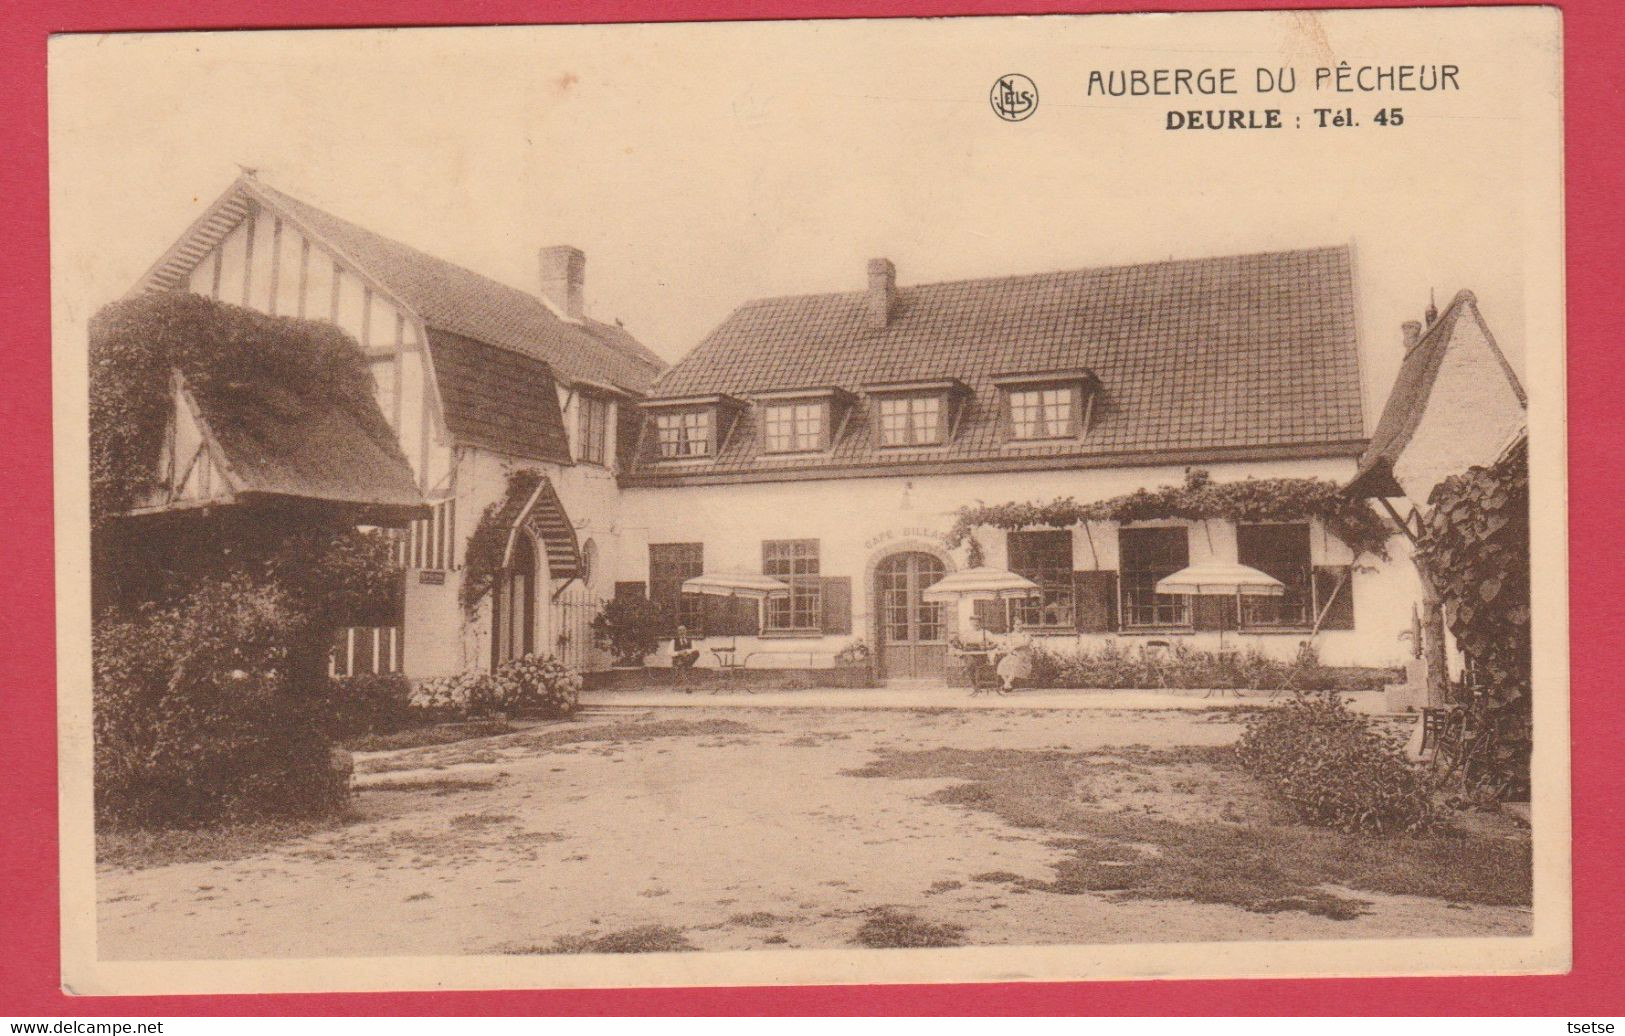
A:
49,5,1567,995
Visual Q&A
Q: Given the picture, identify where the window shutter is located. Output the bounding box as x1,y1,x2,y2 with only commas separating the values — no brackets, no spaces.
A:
1072,571,1118,632
1192,595,1234,632
1313,566,1356,630
973,598,1009,634
820,576,852,635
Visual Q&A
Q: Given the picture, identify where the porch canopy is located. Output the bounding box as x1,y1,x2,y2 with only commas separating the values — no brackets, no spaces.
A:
1155,562,1284,597
921,566,1039,603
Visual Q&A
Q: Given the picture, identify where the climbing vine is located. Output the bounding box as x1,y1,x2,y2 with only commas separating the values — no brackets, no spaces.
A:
1413,437,1530,801
460,467,546,612
89,292,389,531
946,469,1393,561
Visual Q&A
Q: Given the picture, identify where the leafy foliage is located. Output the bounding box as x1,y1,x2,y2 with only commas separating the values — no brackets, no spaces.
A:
88,292,392,530
947,468,1393,561
1012,640,1381,692
1236,694,1436,834
493,653,583,718
590,594,669,666
460,468,546,611
94,575,350,828
1413,437,1531,800
324,673,420,739
88,294,405,827
413,654,583,719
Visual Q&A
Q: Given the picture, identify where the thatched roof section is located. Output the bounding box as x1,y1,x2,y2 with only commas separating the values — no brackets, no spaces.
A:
90,292,427,526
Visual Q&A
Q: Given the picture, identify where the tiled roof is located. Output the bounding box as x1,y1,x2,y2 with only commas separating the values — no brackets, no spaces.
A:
1347,290,1526,498
631,246,1367,482
247,180,666,396
426,329,573,464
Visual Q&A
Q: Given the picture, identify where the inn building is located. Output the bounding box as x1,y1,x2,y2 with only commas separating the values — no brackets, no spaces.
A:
129,176,1422,683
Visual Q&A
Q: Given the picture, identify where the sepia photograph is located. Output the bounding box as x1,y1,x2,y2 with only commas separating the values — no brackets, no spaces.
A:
47,5,1568,996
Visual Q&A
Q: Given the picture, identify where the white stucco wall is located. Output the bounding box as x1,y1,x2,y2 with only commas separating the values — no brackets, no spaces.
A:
618,457,1421,669
1392,309,1526,508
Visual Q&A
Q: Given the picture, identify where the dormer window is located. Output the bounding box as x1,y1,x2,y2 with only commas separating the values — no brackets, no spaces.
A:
638,394,745,462
763,401,825,453
750,387,853,455
1008,386,1076,440
863,378,969,450
876,394,943,446
656,408,712,458
993,369,1099,443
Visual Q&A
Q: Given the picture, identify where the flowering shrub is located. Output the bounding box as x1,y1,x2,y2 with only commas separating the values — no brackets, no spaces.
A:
411,669,506,718
494,653,583,718
413,654,582,720
1236,693,1436,834
835,639,872,666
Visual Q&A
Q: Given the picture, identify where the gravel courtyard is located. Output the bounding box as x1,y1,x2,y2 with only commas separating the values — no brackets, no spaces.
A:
97,705,1531,960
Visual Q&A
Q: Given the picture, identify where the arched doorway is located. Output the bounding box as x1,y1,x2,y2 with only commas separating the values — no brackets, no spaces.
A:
875,551,948,680
492,532,537,667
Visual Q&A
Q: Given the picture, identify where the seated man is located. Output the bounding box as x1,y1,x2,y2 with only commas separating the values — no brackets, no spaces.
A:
671,625,701,669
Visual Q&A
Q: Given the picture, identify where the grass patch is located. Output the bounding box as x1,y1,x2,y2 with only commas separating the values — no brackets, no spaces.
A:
851,907,967,948
450,812,516,830
729,911,784,927
362,777,501,796
98,811,356,870
346,721,513,753
851,746,1530,917
519,925,697,954
925,880,964,895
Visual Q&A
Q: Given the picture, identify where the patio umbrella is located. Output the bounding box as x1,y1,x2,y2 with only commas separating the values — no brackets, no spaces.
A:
681,572,791,650
1156,562,1284,650
922,566,1041,644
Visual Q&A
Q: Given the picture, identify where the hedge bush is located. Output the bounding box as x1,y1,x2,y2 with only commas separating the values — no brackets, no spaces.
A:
325,672,419,739
93,575,349,829
1236,693,1435,834
1014,641,1376,692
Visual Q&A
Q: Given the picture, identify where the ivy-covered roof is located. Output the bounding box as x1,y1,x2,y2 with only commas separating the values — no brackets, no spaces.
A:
90,293,427,526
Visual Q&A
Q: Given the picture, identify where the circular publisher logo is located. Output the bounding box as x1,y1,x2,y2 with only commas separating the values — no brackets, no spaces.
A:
990,74,1038,122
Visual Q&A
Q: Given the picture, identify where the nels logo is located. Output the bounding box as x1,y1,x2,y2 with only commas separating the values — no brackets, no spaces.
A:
990,74,1038,122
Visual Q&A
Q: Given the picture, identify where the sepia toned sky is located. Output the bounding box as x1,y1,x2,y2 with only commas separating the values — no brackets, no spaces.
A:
50,9,1559,424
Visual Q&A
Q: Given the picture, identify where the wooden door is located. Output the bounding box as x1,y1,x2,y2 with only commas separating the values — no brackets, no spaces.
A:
876,552,948,680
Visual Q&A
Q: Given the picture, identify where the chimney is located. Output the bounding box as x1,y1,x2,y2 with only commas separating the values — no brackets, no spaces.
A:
1401,320,1422,352
540,245,586,320
866,257,897,329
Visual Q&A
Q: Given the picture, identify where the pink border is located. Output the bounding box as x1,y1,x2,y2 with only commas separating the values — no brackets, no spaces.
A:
4,0,1620,1015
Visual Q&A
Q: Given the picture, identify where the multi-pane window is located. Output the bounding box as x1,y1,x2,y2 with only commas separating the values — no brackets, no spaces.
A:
763,539,821,632
1119,526,1191,628
649,543,705,632
655,409,712,458
577,393,609,465
1007,386,1076,440
1007,530,1075,628
762,401,826,453
1236,523,1314,628
876,395,944,446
